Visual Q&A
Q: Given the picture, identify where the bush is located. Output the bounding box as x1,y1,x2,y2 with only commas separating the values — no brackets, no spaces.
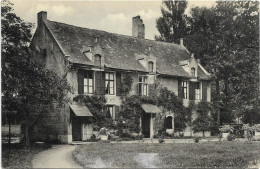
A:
87,134,99,142
227,134,236,141
159,137,165,143
194,137,200,143
99,127,108,135
219,125,234,133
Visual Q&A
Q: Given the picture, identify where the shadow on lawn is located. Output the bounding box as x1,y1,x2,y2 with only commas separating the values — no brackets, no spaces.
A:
2,143,51,168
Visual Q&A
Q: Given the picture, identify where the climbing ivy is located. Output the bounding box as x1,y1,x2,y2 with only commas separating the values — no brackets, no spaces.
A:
120,72,133,98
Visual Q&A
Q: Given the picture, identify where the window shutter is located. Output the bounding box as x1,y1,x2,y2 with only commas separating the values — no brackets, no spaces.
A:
189,82,195,100
95,71,102,95
148,84,156,97
115,106,120,119
116,73,121,96
178,80,183,99
78,69,84,94
202,81,208,101
101,72,105,95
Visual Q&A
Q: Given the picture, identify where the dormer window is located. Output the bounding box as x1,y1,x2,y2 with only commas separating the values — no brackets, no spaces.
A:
94,54,101,66
191,67,196,77
148,61,154,72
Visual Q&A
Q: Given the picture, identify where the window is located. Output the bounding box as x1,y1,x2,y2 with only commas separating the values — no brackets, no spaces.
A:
83,71,94,94
105,72,114,95
94,55,101,66
181,81,188,99
195,82,200,100
105,105,114,119
148,61,154,72
139,76,148,96
191,67,196,77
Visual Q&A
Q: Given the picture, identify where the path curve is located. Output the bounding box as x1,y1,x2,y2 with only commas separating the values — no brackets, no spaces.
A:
32,145,82,168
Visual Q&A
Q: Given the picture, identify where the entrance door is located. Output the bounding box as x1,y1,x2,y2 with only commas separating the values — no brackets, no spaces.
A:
142,113,150,138
72,117,82,141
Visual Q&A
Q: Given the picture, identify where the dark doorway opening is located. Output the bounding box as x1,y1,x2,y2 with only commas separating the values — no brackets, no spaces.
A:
142,113,150,138
72,117,82,141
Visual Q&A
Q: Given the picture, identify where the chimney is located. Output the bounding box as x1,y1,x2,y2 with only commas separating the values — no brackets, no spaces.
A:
197,59,201,64
37,11,47,28
132,16,145,39
180,38,183,46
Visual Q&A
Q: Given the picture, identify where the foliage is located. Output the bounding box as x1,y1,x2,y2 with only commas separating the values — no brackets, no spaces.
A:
1,0,71,146
194,137,200,143
73,95,108,127
155,1,260,126
158,88,188,131
227,134,236,141
87,134,99,142
219,125,234,133
155,0,188,43
99,127,108,135
192,101,213,137
253,124,260,132
158,137,165,143
119,95,156,133
120,72,133,98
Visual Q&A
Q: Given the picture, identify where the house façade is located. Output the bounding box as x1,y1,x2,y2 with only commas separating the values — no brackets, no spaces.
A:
28,11,212,143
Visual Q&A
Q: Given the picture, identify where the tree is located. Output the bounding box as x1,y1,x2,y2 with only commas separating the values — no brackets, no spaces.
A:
155,0,188,43
192,101,212,137
2,0,70,146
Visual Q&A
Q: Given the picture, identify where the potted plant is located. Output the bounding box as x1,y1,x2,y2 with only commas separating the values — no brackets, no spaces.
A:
254,124,260,138
99,127,108,141
219,125,233,140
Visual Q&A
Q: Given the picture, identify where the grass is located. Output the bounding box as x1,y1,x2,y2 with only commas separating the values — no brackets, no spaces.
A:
73,142,260,168
2,144,51,168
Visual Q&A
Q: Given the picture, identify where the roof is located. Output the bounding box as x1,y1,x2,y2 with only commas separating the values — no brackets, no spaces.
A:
198,66,211,80
141,104,161,114
44,20,193,77
70,104,93,117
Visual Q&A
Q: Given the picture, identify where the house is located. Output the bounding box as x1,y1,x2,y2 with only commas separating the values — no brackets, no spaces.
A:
28,11,212,143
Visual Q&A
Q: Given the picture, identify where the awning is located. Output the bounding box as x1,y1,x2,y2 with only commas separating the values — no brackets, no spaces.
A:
141,104,161,114
70,105,93,117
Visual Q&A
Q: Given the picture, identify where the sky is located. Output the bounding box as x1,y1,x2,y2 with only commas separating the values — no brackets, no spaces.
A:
11,0,216,40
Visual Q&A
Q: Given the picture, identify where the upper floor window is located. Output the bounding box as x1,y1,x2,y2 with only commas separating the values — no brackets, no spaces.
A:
195,82,200,100
94,54,101,67
148,61,154,72
84,71,94,94
191,67,196,77
105,72,114,95
139,76,148,96
181,81,188,99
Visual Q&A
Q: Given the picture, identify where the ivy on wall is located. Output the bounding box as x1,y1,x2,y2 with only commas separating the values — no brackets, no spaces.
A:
120,72,133,98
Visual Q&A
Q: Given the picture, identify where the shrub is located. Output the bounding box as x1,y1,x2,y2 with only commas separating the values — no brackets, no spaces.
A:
87,134,99,142
99,127,108,135
159,137,165,143
253,124,260,132
219,125,234,133
194,137,200,143
227,134,236,141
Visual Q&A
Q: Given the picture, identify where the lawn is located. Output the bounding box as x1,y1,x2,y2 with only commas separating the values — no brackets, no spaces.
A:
73,142,260,168
2,144,51,168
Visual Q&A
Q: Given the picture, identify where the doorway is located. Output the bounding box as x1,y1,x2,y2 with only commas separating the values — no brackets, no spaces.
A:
72,117,82,141
142,113,150,138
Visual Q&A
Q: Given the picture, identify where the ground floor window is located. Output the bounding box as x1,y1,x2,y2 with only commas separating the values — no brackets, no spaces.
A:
164,116,173,129
105,105,115,120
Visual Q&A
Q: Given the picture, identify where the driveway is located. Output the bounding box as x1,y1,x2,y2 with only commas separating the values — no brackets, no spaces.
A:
32,145,82,168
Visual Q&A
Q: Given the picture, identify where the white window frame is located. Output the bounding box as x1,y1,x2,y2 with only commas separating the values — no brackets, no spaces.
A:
105,72,115,95
83,71,94,94
139,76,148,96
182,81,188,99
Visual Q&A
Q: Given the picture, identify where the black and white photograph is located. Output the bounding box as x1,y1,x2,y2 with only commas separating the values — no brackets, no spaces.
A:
1,0,259,168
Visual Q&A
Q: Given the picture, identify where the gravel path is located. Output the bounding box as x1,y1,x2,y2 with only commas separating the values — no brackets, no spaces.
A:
32,145,82,168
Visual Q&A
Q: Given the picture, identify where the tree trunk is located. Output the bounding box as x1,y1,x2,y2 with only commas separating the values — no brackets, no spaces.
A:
25,111,30,147
8,114,11,148
216,79,220,129
202,131,205,137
